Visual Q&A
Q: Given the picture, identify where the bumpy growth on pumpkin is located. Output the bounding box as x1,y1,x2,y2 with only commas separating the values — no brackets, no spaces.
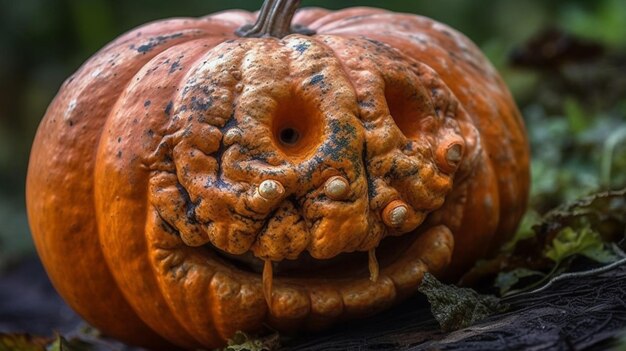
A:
26,0,529,349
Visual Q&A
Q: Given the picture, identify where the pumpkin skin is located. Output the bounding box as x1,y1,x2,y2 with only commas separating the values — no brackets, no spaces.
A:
26,5,529,350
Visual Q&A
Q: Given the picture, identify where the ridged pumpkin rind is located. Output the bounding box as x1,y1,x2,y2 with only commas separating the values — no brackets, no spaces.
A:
26,7,529,350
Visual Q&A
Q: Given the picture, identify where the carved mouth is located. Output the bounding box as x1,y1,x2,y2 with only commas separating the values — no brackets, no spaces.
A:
150,190,454,331
204,219,455,317
213,227,420,280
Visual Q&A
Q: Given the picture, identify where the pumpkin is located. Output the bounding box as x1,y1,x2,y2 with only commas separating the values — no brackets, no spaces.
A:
26,0,529,349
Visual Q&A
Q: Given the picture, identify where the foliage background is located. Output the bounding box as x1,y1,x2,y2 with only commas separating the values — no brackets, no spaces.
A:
0,0,624,267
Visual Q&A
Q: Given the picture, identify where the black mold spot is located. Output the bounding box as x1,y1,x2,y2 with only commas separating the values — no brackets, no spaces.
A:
294,42,310,54
404,142,415,152
310,74,324,86
136,33,184,54
169,60,181,74
220,115,239,132
164,101,173,116
144,100,151,107
190,96,213,111
358,100,375,108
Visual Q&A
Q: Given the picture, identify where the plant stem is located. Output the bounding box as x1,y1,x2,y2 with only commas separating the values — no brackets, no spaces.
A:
237,0,313,38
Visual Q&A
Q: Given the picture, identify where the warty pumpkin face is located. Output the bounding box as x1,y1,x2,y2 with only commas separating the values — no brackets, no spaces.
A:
26,1,530,349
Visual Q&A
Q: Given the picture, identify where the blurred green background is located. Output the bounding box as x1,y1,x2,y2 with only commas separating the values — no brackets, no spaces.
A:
0,0,625,268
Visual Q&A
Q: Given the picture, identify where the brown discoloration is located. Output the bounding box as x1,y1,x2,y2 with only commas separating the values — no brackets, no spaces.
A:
27,5,529,350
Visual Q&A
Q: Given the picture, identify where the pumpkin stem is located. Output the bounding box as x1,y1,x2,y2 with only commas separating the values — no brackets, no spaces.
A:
236,0,315,38
262,259,274,309
368,248,379,282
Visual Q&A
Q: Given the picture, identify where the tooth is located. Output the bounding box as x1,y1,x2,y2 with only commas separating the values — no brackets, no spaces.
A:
247,180,286,214
382,200,408,228
324,176,350,200
263,259,273,310
368,248,379,282
258,180,284,200
446,143,463,164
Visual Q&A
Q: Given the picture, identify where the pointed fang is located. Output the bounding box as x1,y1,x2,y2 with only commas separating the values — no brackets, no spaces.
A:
263,259,274,309
368,248,379,282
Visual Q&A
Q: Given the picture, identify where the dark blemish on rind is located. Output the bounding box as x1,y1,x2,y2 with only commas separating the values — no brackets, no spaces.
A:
68,120,74,127
144,100,151,107
136,33,184,54
175,182,199,224
169,60,181,74
388,158,401,179
157,212,181,237
117,137,122,143
117,151,122,158
190,96,213,111
310,74,324,86
250,152,273,164
404,142,415,152
219,115,238,132
164,101,173,116
362,143,376,199
147,129,154,137
294,42,310,54
230,208,260,223
358,100,375,108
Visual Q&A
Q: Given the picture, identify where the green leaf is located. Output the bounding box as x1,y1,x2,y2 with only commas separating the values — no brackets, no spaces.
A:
418,273,507,332
219,331,279,351
0,333,49,351
46,335,95,351
501,210,541,253
564,97,590,135
534,188,626,249
545,226,618,263
494,268,545,295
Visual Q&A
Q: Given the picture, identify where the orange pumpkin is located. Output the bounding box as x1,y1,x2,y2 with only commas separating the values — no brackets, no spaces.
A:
26,0,529,349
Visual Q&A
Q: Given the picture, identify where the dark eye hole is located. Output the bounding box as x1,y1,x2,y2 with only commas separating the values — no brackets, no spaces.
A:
279,127,300,145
